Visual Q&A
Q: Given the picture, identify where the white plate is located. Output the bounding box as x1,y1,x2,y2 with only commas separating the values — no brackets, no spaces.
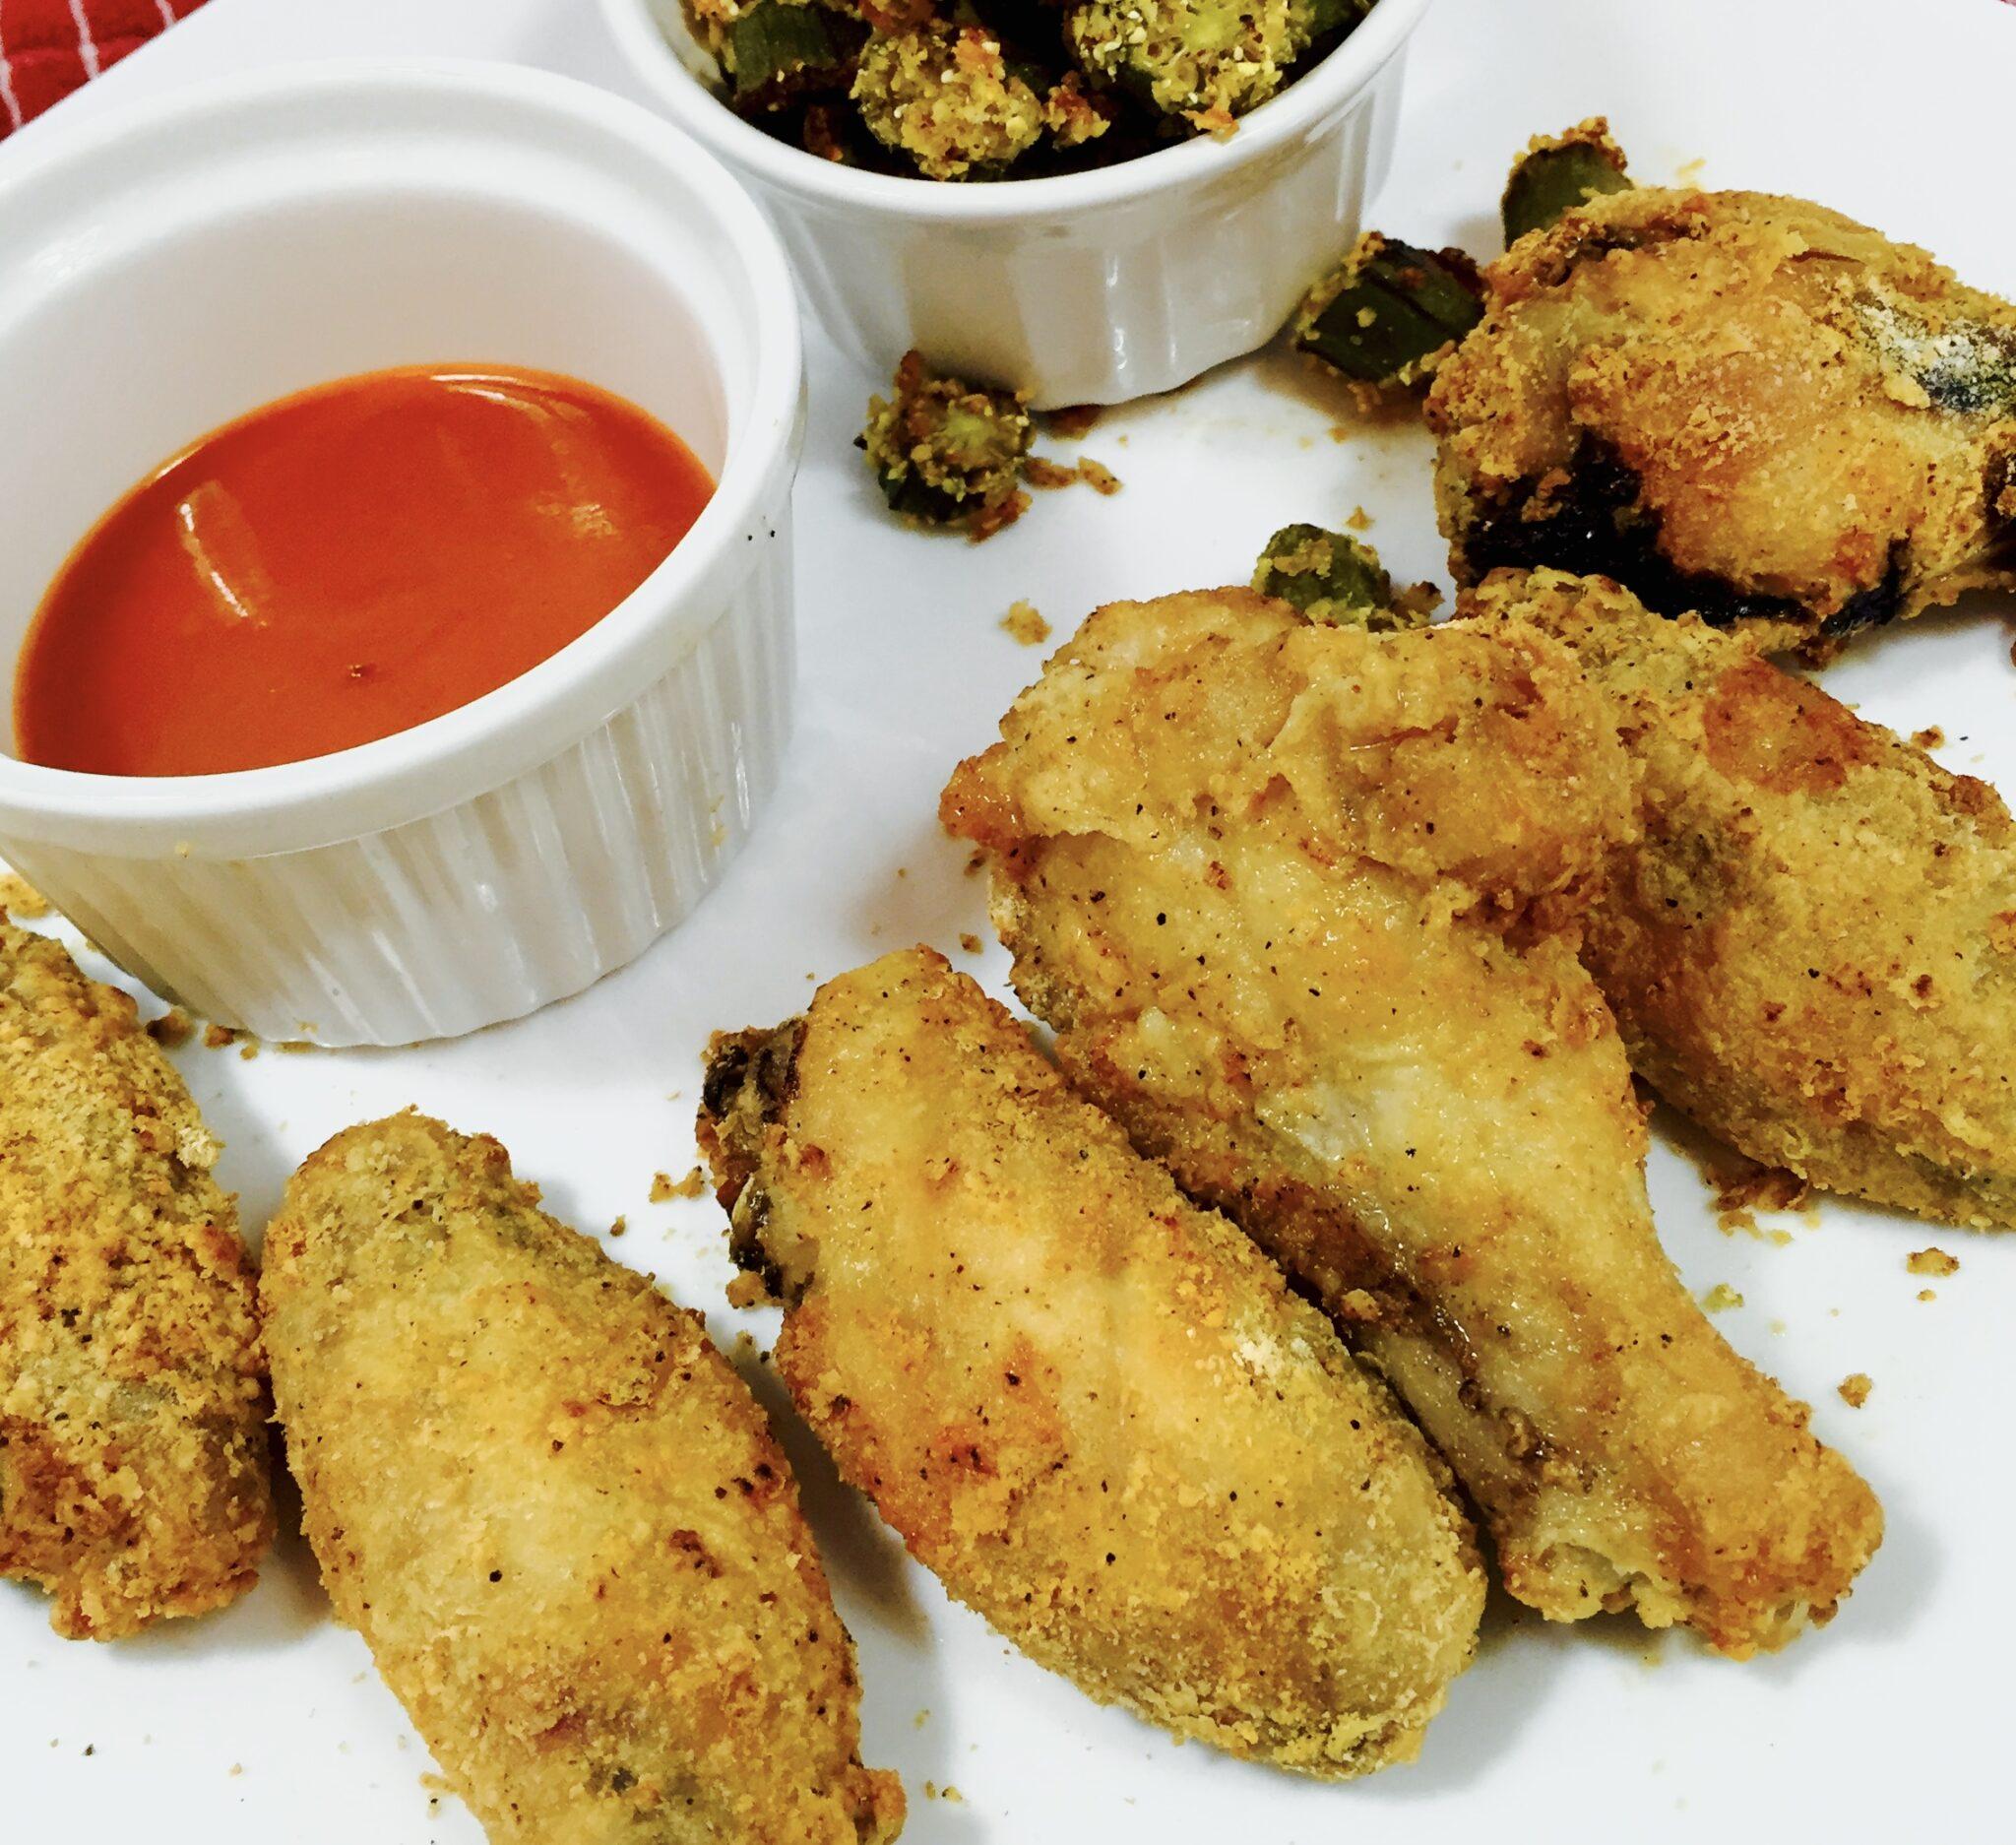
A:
6,1,2013,1840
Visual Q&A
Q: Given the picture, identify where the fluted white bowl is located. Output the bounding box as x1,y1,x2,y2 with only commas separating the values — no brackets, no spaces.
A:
600,0,1431,408
0,61,803,1045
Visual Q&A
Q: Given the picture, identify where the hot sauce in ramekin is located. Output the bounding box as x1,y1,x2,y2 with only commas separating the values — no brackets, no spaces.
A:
14,364,713,777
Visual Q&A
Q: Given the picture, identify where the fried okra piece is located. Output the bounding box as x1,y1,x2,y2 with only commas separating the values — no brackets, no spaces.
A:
261,1113,903,1845
0,924,273,1639
1293,233,1486,398
1253,522,1430,630
698,949,1484,1777
725,1,869,114
1067,0,1300,132
852,23,1048,179
1429,188,2016,658
859,349,1034,538
944,592,1883,1656
1471,567,2016,1230
1500,117,1632,246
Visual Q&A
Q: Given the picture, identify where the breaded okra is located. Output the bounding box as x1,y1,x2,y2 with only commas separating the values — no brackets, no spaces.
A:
1293,232,1485,398
852,23,1047,179
1500,117,1632,246
1068,0,1301,131
944,591,1883,1655
859,349,1034,537
0,924,273,1640
1253,522,1428,630
722,0,869,114
698,949,1484,1776
261,1113,903,1845
1471,567,2016,1230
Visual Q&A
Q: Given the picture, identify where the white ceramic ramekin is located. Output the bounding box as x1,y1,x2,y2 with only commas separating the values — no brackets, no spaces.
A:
600,0,1431,408
0,61,803,1046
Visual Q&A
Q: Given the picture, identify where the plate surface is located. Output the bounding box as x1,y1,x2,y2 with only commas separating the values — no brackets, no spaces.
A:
6,1,2013,1839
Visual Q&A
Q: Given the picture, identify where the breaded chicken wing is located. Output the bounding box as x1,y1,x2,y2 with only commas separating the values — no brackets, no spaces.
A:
0,923,272,1639
261,1113,902,1845
697,948,1483,1776
943,592,1882,1655
1470,566,2016,1230
1428,188,2016,657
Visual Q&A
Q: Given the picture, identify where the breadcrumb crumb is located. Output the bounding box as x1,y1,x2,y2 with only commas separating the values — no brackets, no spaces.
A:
146,1006,196,1049
1906,1246,1960,1278
1837,1373,1872,1408
0,872,49,919
1000,602,1052,647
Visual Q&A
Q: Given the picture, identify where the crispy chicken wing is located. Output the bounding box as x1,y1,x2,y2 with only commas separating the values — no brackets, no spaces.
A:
0,923,272,1639
261,1113,902,1845
1428,188,2016,657
942,591,1882,1654
697,948,1483,1777
1470,566,2016,1229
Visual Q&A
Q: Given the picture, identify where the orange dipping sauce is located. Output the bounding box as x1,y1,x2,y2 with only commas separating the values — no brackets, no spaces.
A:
14,364,713,777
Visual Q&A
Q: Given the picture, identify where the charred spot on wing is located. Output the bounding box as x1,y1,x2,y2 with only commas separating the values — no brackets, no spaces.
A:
1459,437,1893,637
1815,546,1908,643
726,1180,790,1304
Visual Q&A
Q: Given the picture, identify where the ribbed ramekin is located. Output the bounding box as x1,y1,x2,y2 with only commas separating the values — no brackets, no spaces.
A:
600,0,1431,408
0,62,803,1045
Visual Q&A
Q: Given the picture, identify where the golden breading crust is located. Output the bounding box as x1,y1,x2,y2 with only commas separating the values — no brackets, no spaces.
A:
1470,566,2016,1229
942,590,1882,1656
1428,188,2016,657
697,948,1484,1777
260,1113,902,1845
0,923,272,1639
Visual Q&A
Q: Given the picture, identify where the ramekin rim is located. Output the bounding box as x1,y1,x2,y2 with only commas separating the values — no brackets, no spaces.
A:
598,0,1434,222
0,56,802,849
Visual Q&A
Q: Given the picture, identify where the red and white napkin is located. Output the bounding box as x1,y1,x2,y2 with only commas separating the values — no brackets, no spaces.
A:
0,0,207,140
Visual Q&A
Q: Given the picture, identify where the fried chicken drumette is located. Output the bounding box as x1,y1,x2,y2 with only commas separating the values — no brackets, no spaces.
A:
698,949,1484,1776
943,591,1882,1655
1471,567,2016,1230
1428,188,2016,657
261,1113,903,1845
0,924,273,1639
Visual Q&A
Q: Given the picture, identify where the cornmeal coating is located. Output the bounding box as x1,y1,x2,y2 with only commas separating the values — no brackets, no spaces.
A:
261,1113,902,1845
1472,567,2016,1230
1428,188,2016,658
1068,0,1301,131
943,591,1882,1655
0,923,272,1639
852,25,1044,180
698,948,1483,1777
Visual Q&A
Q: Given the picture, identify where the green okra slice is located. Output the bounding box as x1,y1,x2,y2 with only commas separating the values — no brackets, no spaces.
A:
1254,523,1429,630
1501,117,1633,245
1293,232,1486,392
728,1,867,114
858,350,1034,539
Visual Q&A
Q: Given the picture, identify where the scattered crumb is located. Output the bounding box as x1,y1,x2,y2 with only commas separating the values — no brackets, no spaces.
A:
733,1331,758,1361
1327,423,1350,443
202,1023,238,1050
0,871,49,919
1024,454,1122,495
420,1772,452,1794
662,1166,707,1201
1699,1282,1743,1313
1907,1246,1959,1277
1911,726,1946,751
228,1764,243,1779
1710,1161,1809,1240
914,1709,931,1730
1673,156,1706,181
725,1272,767,1310
966,852,985,877
279,1039,318,1054
608,1216,627,1239
924,1783,937,1801
959,932,983,955
146,1007,195,1049
1043,404,1102,440
1767,1316,1787,1335
1838,1373,1873,1408
1344,505,1372,532
238,1041,259,1061
1000,601,1052,647
896,866,908,879
1918,1288,1937,1303
938,1786,966,1805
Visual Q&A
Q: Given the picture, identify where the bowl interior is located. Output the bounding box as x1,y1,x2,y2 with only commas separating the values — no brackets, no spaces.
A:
0,74,760,769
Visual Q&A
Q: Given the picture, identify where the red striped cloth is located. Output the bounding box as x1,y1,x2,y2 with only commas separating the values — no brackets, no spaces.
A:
0,0,206,139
